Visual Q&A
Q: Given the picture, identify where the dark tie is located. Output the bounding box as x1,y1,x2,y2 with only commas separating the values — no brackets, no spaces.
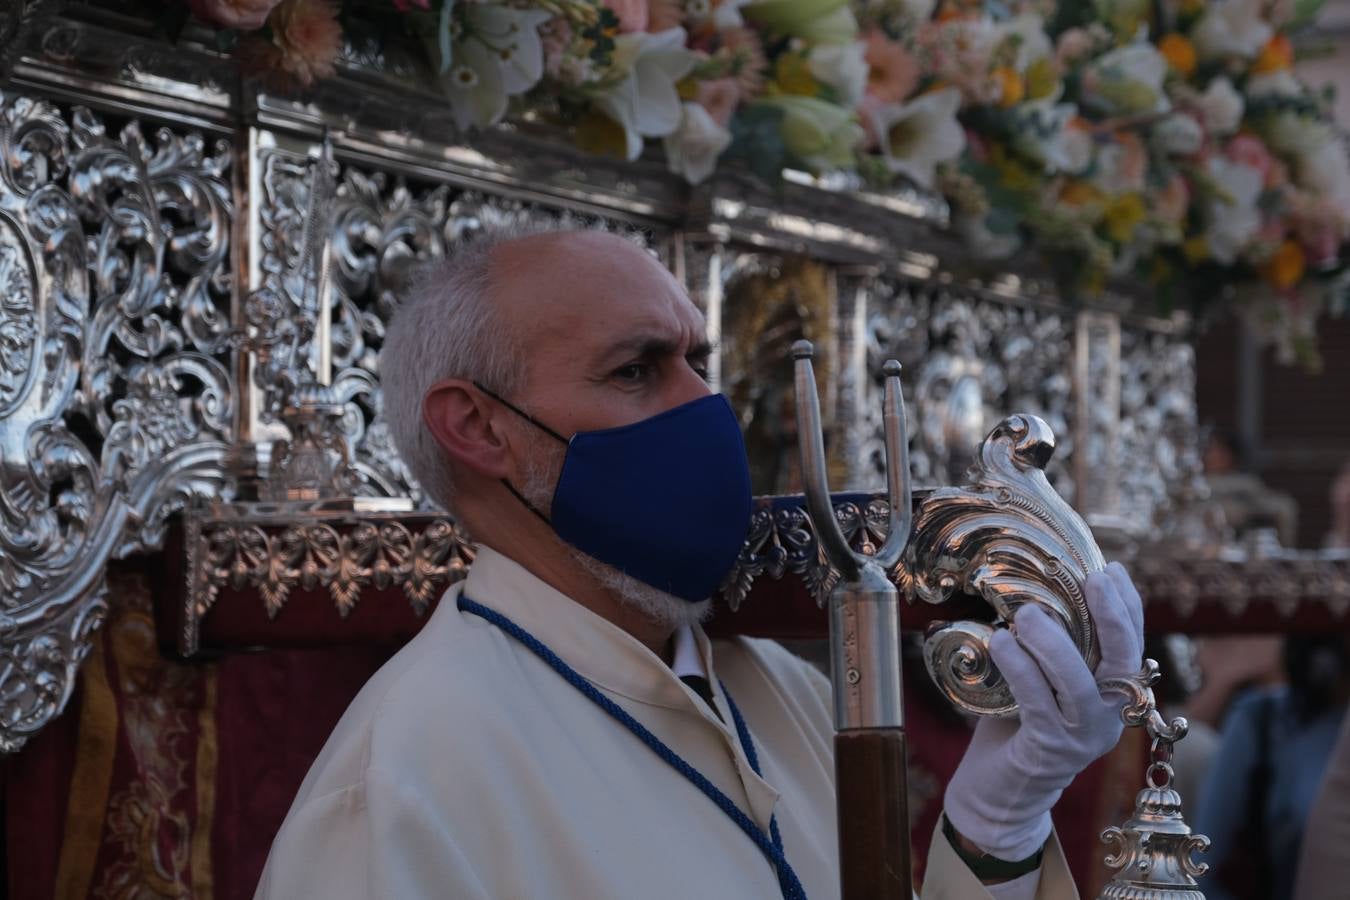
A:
680,674,725,723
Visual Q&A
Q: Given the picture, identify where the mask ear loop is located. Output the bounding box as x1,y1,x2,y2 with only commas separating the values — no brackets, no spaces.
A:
473,381,569,444
472,381,567,526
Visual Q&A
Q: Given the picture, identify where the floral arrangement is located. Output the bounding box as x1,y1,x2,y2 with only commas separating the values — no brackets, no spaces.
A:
185,0,1350,363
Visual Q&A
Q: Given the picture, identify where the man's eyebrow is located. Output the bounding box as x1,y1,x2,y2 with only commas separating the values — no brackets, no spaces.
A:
598,334,714,362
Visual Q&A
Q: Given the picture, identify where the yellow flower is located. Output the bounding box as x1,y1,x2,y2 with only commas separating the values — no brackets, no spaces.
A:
677,76,701,101
574,110,630,158
1251,34,1293,75
1024,57,1059,101
1104,192,1147,243
1158,33,1197,77
993,66,1024,108
773,52,820,96
1183,234,1209,263
991,144,1037,192
1262,239,1306,288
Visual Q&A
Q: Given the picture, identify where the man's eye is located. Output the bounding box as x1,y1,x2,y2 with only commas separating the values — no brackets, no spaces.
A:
613,363,650,382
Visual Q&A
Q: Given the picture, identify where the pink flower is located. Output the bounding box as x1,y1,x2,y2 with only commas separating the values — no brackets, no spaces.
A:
1226,134,1280,187
239,0,342,90
1288,191,1348,267
863,28,920,104
1055,27,1094,67
604,0,649,33
648,0,684,32
718,27,767,95
696,77,741,128
188,0,282,30
1155,173,1190,223
1094,132,1148,193
540,15,573,77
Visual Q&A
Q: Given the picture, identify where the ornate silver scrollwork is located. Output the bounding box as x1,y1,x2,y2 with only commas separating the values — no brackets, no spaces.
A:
912,413,1105,717
182,503,475,655
0,94,235,750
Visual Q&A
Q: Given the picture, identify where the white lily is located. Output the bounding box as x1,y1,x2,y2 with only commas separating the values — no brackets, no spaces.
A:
664,102,734,184
1264,113,1350,208
590,28,699,161
866,86,966,187
1203,156,1264,264
1300,138,1350,213
1006,90,1090,174
439,4,552,131
1197,76,1244,135
757,95,863,170
1152,113,1205,156
1246,69,1303,99
808,41,868,109
999,12,1054,72
1191,0,1273,61
1082,41,1169,116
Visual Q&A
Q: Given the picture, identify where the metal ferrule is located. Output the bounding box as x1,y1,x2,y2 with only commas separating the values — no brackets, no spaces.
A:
829,562,904,730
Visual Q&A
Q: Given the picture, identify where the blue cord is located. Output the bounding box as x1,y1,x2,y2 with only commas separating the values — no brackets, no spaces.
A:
458,595,808,900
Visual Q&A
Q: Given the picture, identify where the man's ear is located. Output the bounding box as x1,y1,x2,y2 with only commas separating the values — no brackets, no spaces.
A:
422,380,514,480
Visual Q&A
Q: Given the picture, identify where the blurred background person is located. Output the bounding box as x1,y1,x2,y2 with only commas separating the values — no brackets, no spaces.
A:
1194,634,1350,900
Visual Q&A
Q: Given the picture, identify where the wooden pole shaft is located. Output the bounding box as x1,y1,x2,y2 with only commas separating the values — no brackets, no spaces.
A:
835,728,912,900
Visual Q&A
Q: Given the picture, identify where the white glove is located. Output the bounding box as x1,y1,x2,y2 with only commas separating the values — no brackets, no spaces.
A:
944,561,1145,860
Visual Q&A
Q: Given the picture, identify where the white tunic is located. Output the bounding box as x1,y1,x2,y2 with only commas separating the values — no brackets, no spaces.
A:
256,546,1077,899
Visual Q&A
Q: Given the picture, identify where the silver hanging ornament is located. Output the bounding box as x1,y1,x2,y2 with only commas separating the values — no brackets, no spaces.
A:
1096,660,1211,900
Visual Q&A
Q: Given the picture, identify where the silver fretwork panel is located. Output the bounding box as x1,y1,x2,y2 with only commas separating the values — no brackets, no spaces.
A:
0,94,235,751
246,137,669,507
1117,330,1205,534
856,277,1076,501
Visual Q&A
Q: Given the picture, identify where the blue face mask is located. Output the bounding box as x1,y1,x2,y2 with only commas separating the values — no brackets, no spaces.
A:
475,385,753,604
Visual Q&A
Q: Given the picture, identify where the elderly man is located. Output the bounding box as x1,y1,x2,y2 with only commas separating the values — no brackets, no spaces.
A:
256,226,1144,899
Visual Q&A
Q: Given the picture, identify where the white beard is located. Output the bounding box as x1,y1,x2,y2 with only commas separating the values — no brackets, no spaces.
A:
521,446,711,631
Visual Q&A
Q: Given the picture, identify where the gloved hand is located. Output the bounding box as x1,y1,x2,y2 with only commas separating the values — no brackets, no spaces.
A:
944,561,1146,860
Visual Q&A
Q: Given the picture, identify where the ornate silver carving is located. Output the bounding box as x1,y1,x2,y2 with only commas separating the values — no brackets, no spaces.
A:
856,278,1078,504
181,503,475,656
0,94,235,750
912,414,1104,717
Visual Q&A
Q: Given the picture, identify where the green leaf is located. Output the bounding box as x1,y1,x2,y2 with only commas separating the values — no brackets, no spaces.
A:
726,105,789,183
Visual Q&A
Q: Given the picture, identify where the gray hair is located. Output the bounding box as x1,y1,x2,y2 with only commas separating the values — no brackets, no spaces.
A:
381,220,651,510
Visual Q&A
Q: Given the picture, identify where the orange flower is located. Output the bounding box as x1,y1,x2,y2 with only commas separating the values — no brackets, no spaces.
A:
862,28,920,104
1060,180,1104,207
1262,238,1306,289
240,0,342,90
1252,34,1293,74
993,65,1023,107
1157,33,1197,77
